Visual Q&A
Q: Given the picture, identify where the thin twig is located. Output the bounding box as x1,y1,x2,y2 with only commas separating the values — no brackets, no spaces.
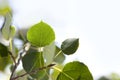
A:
17,50,24,66
10,64,17,80
11,64,55,80
10,43,31,80
10,50,25,80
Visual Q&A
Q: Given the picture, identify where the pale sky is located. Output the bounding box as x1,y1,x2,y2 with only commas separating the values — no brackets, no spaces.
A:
1,0,120,79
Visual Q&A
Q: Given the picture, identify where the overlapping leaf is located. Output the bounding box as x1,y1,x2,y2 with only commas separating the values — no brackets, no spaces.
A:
0,43,8,57
57,61,93,80
43,42,55,65
22,52,46,79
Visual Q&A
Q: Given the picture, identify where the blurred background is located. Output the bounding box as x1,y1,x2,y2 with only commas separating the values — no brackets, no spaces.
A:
0,0,120,80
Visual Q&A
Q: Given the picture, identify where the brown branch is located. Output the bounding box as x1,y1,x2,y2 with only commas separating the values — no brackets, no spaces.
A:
10,43,30,80
8,51,16,65
11,64,55,80
10,50,25,80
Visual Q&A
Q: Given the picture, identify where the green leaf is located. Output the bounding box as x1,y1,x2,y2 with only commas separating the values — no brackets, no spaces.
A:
57,61,93,80
54,46,65,64
43,42,55,65
61,38,79,55
22,52,46,79
1,12,12,40
27,21,55,47
0,43,8,57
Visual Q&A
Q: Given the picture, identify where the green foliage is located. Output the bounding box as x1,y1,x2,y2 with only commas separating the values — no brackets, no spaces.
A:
27,21,55,47
61,38,79,55
57,61,93,80
0,16,93,80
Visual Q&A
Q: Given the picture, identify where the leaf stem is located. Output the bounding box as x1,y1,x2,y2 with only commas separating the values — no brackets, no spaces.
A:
52,66,62,72
54,50,62,59
53,66,74,80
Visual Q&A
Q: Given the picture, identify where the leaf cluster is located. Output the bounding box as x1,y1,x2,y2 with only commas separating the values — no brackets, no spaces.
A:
0,8,93,80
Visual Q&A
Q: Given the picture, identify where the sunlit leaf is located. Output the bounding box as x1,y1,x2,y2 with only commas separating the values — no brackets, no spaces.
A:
0,43,8,57
22,52,46,79
27,21,55,47
61,38,79,55
57,61,93,80
43,42,55,65
52,65,63,80
54,46,65,64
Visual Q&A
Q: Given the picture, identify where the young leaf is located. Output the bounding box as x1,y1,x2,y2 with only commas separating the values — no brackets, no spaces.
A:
0,43,8,57
57,61,93,80
22,52,46,79
27,21,55,47
61,38,79,55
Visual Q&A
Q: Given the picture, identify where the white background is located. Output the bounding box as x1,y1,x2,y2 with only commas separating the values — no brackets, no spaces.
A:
0,0,120,79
